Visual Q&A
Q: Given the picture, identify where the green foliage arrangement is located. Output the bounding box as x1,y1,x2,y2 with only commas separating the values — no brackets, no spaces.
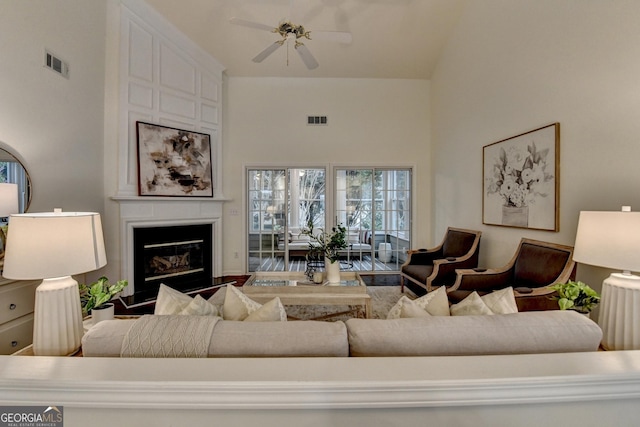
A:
550,280,600,313
301,219,347,263
79,276,128,316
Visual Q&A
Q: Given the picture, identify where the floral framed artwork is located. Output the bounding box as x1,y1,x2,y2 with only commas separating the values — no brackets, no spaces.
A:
483,123,560,231
136,122,214,197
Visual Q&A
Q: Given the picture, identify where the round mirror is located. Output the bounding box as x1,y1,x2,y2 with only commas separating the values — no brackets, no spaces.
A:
0,147,31,213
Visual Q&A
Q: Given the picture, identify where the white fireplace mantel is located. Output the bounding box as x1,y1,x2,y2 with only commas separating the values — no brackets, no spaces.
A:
113,196,228,297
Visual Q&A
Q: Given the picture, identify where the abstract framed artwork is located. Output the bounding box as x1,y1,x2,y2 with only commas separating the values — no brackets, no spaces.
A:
483,123,560,231
136,122,214,197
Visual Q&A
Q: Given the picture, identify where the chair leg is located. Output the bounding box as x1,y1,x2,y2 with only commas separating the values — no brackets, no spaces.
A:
400,275,404,293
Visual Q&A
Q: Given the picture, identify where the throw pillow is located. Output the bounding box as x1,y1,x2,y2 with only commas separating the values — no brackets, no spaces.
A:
244,297,288,322
481,287,518,314
154,284,194,315
450,291,494,316
399,298,432,318
178,294,219,316
387,285,450,319
223,284,263,320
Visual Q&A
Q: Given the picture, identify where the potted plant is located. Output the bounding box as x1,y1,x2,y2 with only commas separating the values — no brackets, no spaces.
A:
301,219,347,284
79,277,128,323
549,280,600,315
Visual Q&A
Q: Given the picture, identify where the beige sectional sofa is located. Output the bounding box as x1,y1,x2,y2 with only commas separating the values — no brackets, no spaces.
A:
81,310,602,357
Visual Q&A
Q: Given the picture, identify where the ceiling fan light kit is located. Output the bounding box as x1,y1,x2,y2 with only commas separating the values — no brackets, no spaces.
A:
230,16,352,70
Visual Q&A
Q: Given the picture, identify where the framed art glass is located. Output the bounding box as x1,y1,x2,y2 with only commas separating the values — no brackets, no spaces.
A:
136,122,214,197
483,123,559,231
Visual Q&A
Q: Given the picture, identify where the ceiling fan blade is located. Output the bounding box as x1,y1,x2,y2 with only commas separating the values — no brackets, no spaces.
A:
295,43,319,70
229,17,275,32
310,31,353,44
252,42,284,63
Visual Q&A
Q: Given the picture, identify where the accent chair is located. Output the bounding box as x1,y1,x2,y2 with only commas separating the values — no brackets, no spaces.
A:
400,227,482,296
448,238,576,311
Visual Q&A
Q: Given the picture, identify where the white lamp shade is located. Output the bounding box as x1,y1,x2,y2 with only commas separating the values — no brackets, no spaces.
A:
3,212,107,280
0,183,19,217
573,211,640,273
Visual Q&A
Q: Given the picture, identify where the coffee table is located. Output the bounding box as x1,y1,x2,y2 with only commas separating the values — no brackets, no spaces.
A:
243,272,371,319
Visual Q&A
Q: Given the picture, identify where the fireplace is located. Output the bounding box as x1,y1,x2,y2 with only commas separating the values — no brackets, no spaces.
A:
120,223,216,307
114,197,226,307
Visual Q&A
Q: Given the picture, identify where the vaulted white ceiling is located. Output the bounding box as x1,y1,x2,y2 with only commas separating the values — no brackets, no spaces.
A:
145,0,468,79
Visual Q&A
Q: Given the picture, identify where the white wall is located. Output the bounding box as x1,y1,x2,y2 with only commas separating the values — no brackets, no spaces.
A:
431,0,640,290
223,77,431,274
0,0,106,214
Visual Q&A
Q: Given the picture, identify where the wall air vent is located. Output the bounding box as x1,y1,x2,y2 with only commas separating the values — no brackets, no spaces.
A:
45,50,69,78
307,116,328,126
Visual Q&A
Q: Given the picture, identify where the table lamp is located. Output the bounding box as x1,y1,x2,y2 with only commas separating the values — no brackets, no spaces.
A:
573,206,640,349
2,211,107,355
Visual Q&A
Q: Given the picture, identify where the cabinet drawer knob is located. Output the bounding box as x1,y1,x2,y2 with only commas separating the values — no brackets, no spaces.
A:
9,303,16,310
11,341,18,347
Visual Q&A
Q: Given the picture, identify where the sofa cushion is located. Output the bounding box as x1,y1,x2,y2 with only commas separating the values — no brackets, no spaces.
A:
345,311,603,357
208,320,349,357
82,318,349,358
82,319,138,357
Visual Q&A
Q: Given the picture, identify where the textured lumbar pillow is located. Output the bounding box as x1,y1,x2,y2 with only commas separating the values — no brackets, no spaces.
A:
244,297,287,322
154,284,194,315
178,294,218,316
450,291,494,316
387,285,450,319
481,287,518,314
399,298,432,318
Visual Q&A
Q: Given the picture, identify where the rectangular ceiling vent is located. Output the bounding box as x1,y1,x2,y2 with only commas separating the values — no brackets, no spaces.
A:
45,49,69,78
307,116,328,126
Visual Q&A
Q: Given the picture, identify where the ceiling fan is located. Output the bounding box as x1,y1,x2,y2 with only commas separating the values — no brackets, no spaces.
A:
229,17,352,70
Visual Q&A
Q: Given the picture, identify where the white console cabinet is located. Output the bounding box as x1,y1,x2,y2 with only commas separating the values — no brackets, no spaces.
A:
0,278,38,354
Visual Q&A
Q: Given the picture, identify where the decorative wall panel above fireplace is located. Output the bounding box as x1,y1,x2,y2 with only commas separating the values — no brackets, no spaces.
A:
113,1,228,295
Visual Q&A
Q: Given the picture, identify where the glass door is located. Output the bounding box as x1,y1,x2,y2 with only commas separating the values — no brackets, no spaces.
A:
247,168,326,272
335,168,411,272
247,169,286,271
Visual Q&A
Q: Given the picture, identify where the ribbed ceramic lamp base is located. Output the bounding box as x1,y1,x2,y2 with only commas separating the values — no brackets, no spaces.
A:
33,276,84,356
598,273,640,350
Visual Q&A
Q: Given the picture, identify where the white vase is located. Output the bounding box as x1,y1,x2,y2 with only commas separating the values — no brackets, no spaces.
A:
91,303,115,325
325,257,341,285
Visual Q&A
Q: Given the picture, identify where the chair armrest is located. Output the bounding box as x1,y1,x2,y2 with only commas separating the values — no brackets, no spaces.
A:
404,248,444,266
426,256,482,290
448,268,513,292
514,286,557,298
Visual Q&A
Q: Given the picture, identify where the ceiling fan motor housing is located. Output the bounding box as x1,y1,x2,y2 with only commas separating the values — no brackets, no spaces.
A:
277,22,310,40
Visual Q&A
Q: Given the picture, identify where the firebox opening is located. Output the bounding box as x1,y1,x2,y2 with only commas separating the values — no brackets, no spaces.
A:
132,224,213,303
